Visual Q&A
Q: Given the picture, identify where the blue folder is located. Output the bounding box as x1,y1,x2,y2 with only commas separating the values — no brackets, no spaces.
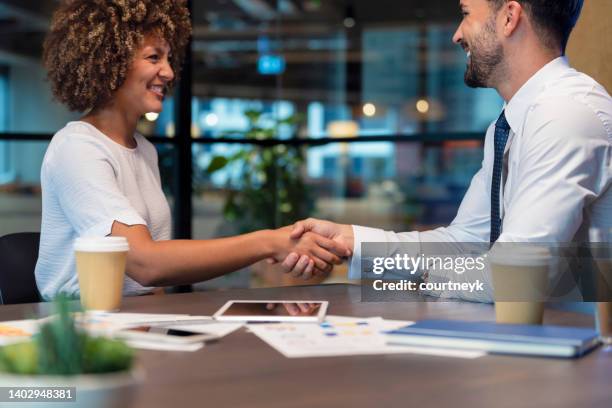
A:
386,319,600,358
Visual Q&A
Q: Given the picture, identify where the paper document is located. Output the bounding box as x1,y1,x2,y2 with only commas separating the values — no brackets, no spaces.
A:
76,312,212,335
0,313,242,352
0,320,39,346
124,339,204,352
78,312,243,351
166,322,243,338
247,315,483,359
78,312,243,337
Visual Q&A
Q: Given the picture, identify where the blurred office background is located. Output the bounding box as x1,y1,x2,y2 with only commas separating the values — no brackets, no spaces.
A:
0,0,608,288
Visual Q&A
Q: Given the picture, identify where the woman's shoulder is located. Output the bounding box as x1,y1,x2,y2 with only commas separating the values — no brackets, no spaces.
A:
45,121,114,165
50,121,106,147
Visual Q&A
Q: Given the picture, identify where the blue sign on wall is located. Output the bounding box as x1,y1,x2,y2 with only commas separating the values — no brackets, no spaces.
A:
258,54,286,75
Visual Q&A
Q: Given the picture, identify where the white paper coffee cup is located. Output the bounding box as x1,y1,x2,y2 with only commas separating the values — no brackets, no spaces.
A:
74,237,129,311
489,244,551,325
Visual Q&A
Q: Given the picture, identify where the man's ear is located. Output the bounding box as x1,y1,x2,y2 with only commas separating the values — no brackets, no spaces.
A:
501,1,523,37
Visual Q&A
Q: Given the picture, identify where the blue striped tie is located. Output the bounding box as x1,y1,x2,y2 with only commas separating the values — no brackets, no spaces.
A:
490,110,510,243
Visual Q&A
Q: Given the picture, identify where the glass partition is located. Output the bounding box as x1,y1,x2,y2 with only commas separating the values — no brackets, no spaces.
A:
0,141,47,235
193,140,483,235
1,0,497,289
191,3,502,139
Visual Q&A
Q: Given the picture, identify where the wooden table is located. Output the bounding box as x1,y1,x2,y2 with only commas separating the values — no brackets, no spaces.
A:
1,284,610,408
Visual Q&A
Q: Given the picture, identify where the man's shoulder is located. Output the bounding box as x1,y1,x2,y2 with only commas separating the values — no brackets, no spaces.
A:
528,69,612,138
536,68,611,119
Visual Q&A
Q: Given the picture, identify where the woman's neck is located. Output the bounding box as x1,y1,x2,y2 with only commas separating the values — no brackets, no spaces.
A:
81,105,140,149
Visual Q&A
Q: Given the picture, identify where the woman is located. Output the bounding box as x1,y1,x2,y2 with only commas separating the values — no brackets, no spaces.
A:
35,0,349,300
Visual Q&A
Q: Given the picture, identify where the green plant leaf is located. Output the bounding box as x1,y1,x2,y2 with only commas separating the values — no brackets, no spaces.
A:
244,109,262,124
206,156,229,173
0,296,133,376
0,342,38,375
82,337,133,374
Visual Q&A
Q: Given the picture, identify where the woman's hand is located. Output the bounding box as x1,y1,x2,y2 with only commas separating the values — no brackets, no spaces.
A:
268,227,351,280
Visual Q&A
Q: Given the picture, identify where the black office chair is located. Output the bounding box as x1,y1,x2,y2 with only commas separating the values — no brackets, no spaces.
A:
0,232,42,305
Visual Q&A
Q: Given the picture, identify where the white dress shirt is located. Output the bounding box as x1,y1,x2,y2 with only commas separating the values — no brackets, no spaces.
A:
349,57,612,302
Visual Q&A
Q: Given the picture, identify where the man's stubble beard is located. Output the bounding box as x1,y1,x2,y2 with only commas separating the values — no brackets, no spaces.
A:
464,18,505,88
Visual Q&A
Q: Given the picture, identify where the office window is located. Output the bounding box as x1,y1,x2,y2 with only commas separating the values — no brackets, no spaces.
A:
0,67,9,181
188,1,496,247
1,0,496,289
0,66,7,131
0,141,47,236
191,4,502,139
193,140,483,236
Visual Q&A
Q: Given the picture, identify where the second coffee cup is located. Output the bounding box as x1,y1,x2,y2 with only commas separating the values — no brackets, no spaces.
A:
490,245,551,325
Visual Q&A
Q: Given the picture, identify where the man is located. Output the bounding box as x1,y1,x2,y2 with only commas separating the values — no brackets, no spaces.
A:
282,0,611,302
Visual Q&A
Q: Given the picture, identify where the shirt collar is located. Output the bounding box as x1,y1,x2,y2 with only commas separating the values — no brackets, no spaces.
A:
504,56,570,133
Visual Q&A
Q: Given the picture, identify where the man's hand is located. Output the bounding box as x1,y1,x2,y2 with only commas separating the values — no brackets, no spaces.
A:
267,226,350,280
282,218,354,277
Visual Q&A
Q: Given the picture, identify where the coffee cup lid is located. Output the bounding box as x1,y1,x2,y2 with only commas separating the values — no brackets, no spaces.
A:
488,244,551,266
74,236,129,252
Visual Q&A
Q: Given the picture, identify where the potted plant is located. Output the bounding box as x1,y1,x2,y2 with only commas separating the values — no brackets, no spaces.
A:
205,109,313,234
0,298,141,408
203,110,328,286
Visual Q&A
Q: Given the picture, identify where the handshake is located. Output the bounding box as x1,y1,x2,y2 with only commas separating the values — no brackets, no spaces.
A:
268,218,355,280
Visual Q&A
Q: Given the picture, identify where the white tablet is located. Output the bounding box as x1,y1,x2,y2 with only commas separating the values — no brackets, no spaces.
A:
213,300,328,323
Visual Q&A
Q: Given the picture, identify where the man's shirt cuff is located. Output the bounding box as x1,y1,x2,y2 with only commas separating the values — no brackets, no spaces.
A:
348,225,390,279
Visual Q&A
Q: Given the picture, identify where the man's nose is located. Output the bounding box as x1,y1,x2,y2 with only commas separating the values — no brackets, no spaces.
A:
452,26,462,45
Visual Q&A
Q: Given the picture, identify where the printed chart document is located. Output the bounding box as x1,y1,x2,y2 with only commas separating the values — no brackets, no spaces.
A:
247,316,484,359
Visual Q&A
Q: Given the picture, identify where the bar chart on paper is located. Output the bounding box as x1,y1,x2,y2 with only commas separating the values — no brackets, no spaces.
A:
247,316,483,359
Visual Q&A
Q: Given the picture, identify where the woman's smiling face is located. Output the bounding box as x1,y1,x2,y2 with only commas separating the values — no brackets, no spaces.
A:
112,34,174,116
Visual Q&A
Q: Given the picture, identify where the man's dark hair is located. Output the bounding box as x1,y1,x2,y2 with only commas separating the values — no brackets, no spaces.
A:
487,0,583,52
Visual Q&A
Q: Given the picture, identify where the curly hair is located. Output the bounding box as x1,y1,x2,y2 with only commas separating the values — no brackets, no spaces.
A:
43,0,191,112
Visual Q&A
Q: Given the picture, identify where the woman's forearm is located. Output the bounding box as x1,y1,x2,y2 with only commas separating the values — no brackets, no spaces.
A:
128,229,280,286
112,222,347,287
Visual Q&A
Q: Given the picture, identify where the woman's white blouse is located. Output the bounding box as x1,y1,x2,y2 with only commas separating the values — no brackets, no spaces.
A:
35,121,172,300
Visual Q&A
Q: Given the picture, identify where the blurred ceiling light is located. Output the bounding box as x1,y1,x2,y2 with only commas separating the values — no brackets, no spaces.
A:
165,122,175,138
363,103,376,117
191,123,201,138
416,99,430,114
204,112,219,127
343,3,356,28
144,112,159,121
343,17,355,28
328,120,359,138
